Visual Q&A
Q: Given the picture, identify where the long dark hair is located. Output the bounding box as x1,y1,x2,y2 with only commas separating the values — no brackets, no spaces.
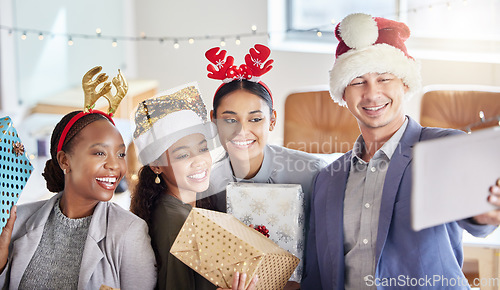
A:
130,164,216,269
129,166,165,226
212,79,273,117
42,111,109,192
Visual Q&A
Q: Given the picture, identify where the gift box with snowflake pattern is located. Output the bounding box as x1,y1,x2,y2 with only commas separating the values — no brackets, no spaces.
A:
226,182,305,282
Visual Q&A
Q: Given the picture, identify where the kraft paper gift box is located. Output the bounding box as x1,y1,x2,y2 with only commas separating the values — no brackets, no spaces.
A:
226,183,305,282
0,116,34,228
170,208,299,290
99,285,119,290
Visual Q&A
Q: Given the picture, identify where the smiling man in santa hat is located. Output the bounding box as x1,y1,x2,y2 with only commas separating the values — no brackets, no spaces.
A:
302,13,500,290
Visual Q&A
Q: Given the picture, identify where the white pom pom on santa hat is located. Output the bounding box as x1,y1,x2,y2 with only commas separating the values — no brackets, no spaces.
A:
339,13,379,49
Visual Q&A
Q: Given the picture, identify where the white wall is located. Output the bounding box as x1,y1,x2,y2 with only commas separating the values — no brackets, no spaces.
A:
133,0,269,113
133,0,500,145
0,0,19,113
9,0,128,107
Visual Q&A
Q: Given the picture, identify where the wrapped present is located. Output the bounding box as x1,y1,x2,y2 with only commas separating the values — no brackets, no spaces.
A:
0,116,33,228
170,208,299,290
226,183,305,282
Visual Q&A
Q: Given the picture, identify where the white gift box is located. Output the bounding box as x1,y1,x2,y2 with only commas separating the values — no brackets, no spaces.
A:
226,182,305,282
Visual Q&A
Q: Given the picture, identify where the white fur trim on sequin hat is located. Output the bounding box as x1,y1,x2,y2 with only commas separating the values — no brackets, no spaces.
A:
134,110,217,165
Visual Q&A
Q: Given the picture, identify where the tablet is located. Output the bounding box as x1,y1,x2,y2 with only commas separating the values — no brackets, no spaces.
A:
412,127,500,231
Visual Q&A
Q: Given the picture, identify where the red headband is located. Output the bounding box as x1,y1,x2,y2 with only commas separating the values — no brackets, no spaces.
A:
56,110,115,153
206,44,274,103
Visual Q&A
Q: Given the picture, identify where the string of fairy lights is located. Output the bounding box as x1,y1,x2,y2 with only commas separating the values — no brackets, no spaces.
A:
0,24,270,48
0,0,485,48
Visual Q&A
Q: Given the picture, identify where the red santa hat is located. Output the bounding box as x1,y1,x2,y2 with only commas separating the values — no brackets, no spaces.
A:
329,13,421,106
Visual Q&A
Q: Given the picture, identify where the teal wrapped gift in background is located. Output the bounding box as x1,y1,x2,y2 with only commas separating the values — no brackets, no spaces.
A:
0,116,34,227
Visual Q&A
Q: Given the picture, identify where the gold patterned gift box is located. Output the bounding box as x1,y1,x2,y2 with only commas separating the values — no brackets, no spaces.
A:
0,116,34,227
170,208,299,290
226,183,305,283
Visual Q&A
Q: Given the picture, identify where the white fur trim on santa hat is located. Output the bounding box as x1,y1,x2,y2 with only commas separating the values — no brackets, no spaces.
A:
340,13,378,49
134,110,217,165
329,43,421,107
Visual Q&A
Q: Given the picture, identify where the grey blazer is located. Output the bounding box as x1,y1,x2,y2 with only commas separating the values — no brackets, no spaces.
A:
0,192,157,290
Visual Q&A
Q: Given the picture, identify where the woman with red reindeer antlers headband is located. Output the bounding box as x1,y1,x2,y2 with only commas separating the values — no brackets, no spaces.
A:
0,66,156,289
202,44,327,288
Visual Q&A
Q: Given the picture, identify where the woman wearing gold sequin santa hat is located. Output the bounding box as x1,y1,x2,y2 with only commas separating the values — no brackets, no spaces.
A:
130,83,258,290
0,66,156,289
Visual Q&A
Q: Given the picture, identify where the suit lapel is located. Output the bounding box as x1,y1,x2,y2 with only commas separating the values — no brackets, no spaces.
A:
10,193,61,287
375,117,422,265
326,152,351,289
10,227,44,287
78,202,106,289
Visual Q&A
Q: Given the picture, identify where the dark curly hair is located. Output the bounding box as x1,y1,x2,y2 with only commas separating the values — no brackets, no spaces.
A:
129,166,166,225
42,111,109,192
212,79,273,117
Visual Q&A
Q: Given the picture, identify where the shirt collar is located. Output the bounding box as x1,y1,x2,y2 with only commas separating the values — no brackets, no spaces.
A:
351,117,409,165
351,135,366,166
229,145,276,183
380,117,408,160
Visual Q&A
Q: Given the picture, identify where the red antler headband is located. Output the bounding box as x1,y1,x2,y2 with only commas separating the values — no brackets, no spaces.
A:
56,66,128,153
205,44,274,102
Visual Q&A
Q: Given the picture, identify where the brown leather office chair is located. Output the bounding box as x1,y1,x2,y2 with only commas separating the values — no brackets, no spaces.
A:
284,90,359,153
420,85,500,132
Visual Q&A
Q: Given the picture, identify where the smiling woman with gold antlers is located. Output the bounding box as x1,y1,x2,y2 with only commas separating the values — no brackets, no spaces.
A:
0,66,156,289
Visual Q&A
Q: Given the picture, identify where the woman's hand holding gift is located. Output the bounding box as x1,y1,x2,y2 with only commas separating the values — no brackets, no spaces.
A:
0,205,16,273
218,271,259,290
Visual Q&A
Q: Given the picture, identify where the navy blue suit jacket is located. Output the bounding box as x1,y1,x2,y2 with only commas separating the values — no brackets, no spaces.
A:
302,117,496,290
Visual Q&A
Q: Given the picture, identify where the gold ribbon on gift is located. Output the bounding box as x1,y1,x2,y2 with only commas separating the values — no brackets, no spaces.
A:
99,285,119,290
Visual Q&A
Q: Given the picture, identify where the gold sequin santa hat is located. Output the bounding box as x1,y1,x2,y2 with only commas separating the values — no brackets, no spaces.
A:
133,82,217,165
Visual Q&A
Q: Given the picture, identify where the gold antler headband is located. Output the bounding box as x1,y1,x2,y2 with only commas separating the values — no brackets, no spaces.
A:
82,66,128,115
57,66,127,152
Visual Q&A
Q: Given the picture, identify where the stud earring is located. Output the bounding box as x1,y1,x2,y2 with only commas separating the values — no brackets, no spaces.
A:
63,169,67,175
155,173,161,184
